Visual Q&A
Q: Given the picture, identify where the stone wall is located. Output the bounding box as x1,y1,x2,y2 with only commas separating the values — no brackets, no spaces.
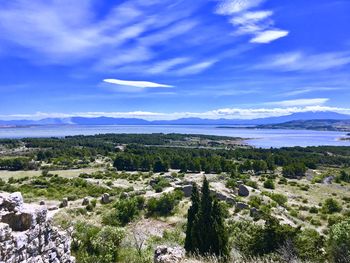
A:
0,192,75,263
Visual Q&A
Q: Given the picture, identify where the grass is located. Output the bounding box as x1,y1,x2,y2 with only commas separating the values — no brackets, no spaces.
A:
0,167,103,180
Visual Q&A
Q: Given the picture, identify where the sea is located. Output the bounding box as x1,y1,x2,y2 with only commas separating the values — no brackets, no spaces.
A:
0,125,350,148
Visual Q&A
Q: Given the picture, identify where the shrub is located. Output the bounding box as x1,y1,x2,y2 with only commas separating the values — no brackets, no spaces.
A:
248,196,263,208
294,228,324,262
309,206,318,214
103,197,143,226
328,219,350,263
328,214,344,227
147,190,183,217
246,180,258,189
264,192,288,206
151,177,171,193
322,198,342,214
263,179,275,189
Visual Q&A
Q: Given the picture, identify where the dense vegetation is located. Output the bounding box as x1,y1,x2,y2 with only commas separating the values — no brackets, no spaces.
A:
1,133,350,262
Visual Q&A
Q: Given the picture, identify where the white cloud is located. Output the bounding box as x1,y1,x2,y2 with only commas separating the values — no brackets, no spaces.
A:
0,0,212,76
216,0,266,15
215,0,288,44
230,10,273,35
256,51,350,71
250,30,289,43
103,79,173,88
174,60,217,75
267,98,329,107
283,87,341,97
147,57,190,74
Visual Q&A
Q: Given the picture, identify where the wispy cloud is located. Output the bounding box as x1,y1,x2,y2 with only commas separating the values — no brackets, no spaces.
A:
267,98,329,107
283,87,342,97
215,0,288,44
0,0,216,75
250,30,289,43
174,60,217,75
3,105,350,121
256,51,350,71
216,0,266,15
103,79,173,88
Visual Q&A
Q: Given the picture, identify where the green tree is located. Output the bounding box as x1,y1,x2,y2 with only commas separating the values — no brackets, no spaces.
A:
184,183,200,253
328,219,350,263
185,177,229,258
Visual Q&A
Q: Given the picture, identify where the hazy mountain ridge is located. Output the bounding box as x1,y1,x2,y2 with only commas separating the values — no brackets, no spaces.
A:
1,111,350,127
257,119,350,132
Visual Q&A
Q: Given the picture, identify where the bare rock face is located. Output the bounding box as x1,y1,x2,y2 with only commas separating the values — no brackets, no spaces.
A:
154,245,185,263
0,192,75,263
238,184,250,197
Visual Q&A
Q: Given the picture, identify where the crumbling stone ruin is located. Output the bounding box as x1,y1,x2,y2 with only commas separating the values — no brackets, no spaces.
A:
154,245,185,263
0,192,75,263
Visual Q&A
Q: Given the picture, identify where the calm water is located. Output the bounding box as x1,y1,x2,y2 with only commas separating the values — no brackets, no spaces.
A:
0,125,350,148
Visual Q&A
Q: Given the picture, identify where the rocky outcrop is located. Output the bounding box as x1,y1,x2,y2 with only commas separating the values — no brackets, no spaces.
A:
154,245,185,263
0,192,75,263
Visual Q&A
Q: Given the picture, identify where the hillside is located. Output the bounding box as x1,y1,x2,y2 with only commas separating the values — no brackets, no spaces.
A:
257,119,350,132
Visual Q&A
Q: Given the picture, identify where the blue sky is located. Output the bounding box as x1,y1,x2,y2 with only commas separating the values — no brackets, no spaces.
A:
0,0,350,120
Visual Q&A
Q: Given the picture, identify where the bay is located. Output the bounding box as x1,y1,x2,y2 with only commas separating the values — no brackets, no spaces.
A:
0,125,350,148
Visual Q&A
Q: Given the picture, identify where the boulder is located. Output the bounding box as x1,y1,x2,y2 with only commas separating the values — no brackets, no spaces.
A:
39,200,45,206
250,207,261,218
238,184,249,197
209,189,236,205
236,202,249,210
120,192,129,199
82,197,89,206
181,185,193,197
60,198,68,208
154,245,185,263
101,193,110,204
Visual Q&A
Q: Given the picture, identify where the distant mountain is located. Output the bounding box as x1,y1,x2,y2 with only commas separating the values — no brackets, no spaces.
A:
71,117,150,125
0,111,349,127
257,119,350,132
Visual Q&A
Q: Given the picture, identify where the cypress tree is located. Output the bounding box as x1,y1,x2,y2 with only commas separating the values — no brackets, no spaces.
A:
185,183,200,253
184,177,229,258
198,177,213,254
211,199,229,258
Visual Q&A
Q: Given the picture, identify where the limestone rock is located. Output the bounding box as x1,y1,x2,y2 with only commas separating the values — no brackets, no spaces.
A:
154,245,185,263
60,198,68,208
238,184,249,197
101,193,110,204
0,192,24,212
82,197,89,206
0,192,75,263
